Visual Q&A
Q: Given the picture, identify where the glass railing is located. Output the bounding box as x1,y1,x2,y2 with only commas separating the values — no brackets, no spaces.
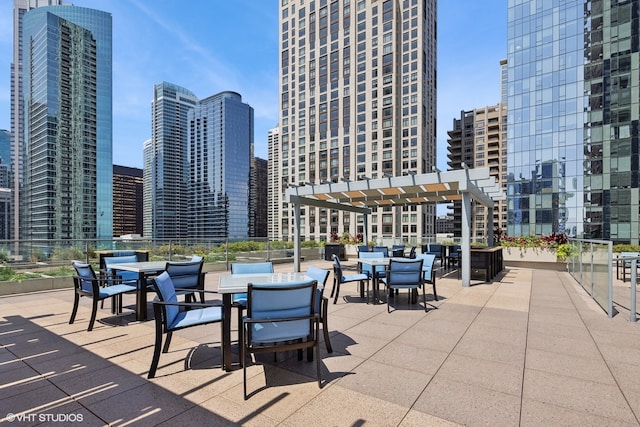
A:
566,238,613,317
0,238,326,294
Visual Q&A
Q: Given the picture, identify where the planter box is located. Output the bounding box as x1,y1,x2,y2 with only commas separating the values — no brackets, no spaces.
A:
502,247,566,271
0,276,72,296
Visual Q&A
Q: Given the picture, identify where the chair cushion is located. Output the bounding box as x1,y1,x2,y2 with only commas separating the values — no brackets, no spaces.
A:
154,272,179,325
98,284,136,299
233,293,248,307
168,306,222,330
249,318,311,343
342,273,368,282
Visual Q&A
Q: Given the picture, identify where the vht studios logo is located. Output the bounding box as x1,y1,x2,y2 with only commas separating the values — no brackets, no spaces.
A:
6,413,84,423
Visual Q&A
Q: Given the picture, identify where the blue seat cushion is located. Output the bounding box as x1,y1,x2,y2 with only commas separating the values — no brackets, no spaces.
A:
98,284,136,299
342,273,368,282
233,293,248,307
168,305,223,330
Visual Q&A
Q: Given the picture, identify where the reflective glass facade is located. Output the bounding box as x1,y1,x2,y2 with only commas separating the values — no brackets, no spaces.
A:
507,0,640,243
187,92,253,240
147,82,198,240
22,6,112,241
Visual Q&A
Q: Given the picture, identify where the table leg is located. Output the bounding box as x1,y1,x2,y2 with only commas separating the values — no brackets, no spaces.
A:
136,271,147,321
222,294,232,371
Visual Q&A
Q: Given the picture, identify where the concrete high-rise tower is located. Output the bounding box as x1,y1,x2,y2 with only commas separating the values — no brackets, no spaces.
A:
20,3,112,241
274,0,437,244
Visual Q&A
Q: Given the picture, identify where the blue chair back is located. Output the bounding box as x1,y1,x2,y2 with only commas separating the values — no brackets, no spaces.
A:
426,243,443,258
247,280,317,343
357,245,369,254
306,266,330,313
165,258,203,290
416,254,436,282
231,262,274,274
449,245,461,256
358,251,384,277
386,259,424,286
154,272,179,326
372,246,389,257
103,255,139,282
73,261,96,293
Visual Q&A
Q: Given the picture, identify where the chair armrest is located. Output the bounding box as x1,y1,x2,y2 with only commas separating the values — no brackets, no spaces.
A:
243,313,319,324
152,300,222,308
173,287,219,294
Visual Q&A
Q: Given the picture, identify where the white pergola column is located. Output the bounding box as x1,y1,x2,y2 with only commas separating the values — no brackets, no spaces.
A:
461,192,472,287
293,203,301,272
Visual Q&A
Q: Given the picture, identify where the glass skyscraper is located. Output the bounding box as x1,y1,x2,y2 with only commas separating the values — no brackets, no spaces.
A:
21,5,112,241
146,82,198,240
187,91,253,240
507,0,640,243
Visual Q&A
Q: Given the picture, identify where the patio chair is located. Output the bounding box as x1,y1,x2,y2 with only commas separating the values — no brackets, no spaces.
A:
230,262,274,347
358,251,386,301
331,254,369,304
69,261,137,332
391,244,406,257
165,256,205,303
407,246,417,259
305,266,333,353
446,245,461,270
618,252,640,282
357,245,370,254
242,279,321,399
425,243,444,265
379,258,425,313
372,246,389,257
416,253,438,302
148,271,223,379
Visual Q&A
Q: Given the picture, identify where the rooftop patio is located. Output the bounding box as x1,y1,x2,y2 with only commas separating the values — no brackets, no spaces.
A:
2,259,640,426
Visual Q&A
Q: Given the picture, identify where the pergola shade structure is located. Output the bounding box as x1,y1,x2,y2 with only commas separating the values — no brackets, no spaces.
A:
284,167,507,287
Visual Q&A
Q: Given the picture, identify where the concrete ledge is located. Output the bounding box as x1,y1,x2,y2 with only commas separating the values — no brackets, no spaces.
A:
504,260,567,271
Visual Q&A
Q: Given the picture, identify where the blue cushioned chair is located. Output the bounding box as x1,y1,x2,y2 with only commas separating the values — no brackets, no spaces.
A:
165,256,205,303
358,251,387,300
372,246,389,257
242,279,321,399
391,244,406,257
331,254,369,304
148,271,223,379
425,243,444,265
69,261,137,331
305,266,333,353
230,262,274,347
415,253,438,302
379,258,425,313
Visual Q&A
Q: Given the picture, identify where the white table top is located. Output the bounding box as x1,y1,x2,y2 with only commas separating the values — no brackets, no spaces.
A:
106,260,168,273
218,272,310,294
356,257,405,266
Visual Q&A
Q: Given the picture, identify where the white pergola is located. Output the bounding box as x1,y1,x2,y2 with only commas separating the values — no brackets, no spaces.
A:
284,167,507,287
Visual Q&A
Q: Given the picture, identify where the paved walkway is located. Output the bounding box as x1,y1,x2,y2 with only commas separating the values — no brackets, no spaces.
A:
2,260,640,426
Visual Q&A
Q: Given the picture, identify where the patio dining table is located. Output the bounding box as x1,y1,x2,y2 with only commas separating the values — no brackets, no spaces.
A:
218,272,310,371
356,257,407,303
106,261,168,321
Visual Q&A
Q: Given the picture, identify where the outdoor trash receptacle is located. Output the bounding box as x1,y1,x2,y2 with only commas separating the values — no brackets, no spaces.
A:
324,244,345,261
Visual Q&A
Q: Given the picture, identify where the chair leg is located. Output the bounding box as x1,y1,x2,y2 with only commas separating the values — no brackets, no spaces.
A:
315,321,322,388
199,291,205,304
322,299,333,353
69,294,80,325
333,282,341,304
330,277,337,298
148,320,164,379
88,297,99,331
237,306,245,366
162,331,173,353
242,325,248,400
432,280,438,301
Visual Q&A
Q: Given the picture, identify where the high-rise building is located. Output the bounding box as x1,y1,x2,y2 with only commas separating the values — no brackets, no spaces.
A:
187,91,253,240
250,157,268,238
12,1,66,241
146,82,198,240
20,4,112,241
507,0,640,243
447,105,508,238
274,0,437,244
113,165,143,237
267,126,281,239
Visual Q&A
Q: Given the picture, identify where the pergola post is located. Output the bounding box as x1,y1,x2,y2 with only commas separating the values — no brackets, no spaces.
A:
293,203,301,272
461,192,472,287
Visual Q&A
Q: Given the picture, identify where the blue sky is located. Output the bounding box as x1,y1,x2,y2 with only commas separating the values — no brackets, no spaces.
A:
0,0,506,170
